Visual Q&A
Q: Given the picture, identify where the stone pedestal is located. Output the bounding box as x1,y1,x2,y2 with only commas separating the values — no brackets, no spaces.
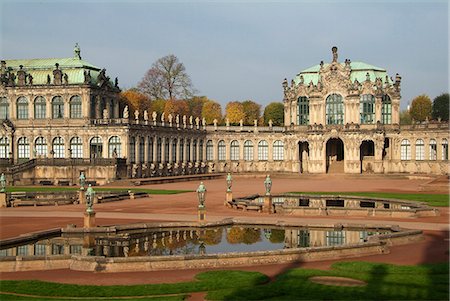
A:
78,190,86,204
84,211,96,228
198,206,206,222
0,192,7,207
225,191,232,206
263,195,272,213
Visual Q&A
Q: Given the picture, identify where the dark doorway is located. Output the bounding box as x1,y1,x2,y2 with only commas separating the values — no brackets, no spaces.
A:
360,140,374,173
298,141,309,173
326,138,344,173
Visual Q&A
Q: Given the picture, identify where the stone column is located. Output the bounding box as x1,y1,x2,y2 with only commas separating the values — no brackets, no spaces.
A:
144,136,149,163
161,137,166,163
168,138,173,163
153,137,158,162
176,138,181,163
135,135,140,164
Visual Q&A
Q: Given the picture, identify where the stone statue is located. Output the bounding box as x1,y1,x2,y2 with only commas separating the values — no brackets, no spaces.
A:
202,117,206,127
168,113,173,124
63,73,68,85
264,174,272,195
161,112,165,123
299,75,304,84
254,119,258,127
226,119,230,127
239,119,243,127
28,74,33,85
195,117,200,128
175,114,180,126
85,184,95,213
114,77,119,87
213,119,218,127
183,115,187,126
79,172,86,190
17,65,26,86
134,110,139,120
123,105,129,119
53,63,62,85
226,173,232,192
366,72,370,82
332,46,338,62
189,115,193,126
103,109,108,119
83,70,91,84
46,74,51,85
268,119,273,127
196,182,206,207
0,173,6,192
144,110,148,121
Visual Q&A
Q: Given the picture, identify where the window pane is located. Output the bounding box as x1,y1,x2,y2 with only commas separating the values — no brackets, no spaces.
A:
52,96,64,119
34,97,46,119
244,140,253,161
297,96,309,125
218,140,225,161
326,94,343,125
17,97,29,119
70,137,83,158
206,140,213,161
360,94,375,124
70,95,82,119
258,140,268,161
0,97,9,120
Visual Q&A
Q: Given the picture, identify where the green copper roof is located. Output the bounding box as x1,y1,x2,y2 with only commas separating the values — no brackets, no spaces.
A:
294,61,392,86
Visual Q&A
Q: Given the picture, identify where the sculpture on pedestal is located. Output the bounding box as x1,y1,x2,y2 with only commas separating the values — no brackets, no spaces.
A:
79,172,86,190
86,184,95,213
0,173,6,193
264,174,272,195
226,173,232,192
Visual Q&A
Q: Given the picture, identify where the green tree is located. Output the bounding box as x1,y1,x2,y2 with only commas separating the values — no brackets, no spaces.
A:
400,109,412,125
202,100,222,124
409,94,432,122
150,99,166,115
432,93,449,121
225,101,245,125
242,100,261,125
263,102,284,126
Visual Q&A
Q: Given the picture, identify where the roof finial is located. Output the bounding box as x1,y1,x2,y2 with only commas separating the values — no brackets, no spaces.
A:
74,43,81,59
332,46,338,63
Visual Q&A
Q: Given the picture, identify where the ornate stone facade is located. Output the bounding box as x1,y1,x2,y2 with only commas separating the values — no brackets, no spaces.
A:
0,46,448,184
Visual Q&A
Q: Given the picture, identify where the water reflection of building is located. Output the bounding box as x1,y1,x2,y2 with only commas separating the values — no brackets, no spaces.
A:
284,228,377,248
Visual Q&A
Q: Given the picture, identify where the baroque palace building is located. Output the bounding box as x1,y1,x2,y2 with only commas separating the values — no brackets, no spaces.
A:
0,45,448,185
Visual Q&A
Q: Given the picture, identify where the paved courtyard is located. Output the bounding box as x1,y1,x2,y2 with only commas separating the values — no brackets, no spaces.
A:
0,174,448,294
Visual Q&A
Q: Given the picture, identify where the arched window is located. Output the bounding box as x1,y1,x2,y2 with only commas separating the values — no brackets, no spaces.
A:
429,139,437,161
139,137,145,162
17,137,30,159
156,138,162,163
52,137,65,158
129,137,136,163
258,140,268,161
108,136,121,158
35,137,47,157
148,137,154,162
218,140,226,161
230,140,239,161
415,139,424,160
199,140,204,161
193,140,197,162
244,140,253,161
164,138,169,162
206,140,213,161
382,95,392,124
90,136,103,158
297,96,309,125
186,140,191,162
442,139,448,160
52,96,64,119
400,139,410,160
34,96,46,119
0,137,9,158
70,95,82,119
326,94,344,125
0,97,9,120
360,94,375,124
172,139,177,162
273,140,284,161
70,137,83,158
17,97,29,119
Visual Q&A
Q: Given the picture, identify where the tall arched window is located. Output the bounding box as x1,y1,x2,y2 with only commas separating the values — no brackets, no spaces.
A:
206,140,213,161
244,140,253,161
199,140,204,161
148,137,154,162
429,139,437,161
17,97,29,119
400,139,411,160
230,140,239,161
172,139,177,162
0,97,9,120
52,96,64,119
360,94,375,124
382,95,392,124
179,139,184,162
186,140,191,162
52,137,65,158
34,96,46,119
17,137,30,159
70,95,82,119
129,137,136,163
442,139,448,160
258,140,268,161
0,137,9,158
193,140,197,162
273,140,284,161
218,140,226,161
139,137,145,162
326,94,344,125
415,139,424,160
70,137,83,158
108,136,121,158
164,138,169,162
35,137,47,157
156,138,162,163
90,136,103,158
297,96,309,125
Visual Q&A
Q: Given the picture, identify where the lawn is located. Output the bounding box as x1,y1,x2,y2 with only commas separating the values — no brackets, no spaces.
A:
5,186,191,195
0,262,448,300
289,191,449,207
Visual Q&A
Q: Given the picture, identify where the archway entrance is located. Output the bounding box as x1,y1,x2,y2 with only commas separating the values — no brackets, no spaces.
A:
360,140,374,173
326,138,344,173
298,141,309,173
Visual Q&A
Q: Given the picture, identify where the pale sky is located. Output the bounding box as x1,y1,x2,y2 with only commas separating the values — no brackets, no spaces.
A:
1,0,448,110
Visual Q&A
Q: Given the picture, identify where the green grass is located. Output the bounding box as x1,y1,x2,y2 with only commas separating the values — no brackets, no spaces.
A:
5,186,191,195
0,294,185,300
289,191,449,207
0,263,447,300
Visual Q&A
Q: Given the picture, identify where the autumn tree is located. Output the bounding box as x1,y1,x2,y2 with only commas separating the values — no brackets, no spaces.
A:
164,99,189,116
263,102,284,126
400,109,412,125
202,100,222,124
150,99,166,115
120,90,151,113
409,95,432,122
242,100,261,125
225,101,245,125
137,54,196,100
187,96,207,117
432,93,449,121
